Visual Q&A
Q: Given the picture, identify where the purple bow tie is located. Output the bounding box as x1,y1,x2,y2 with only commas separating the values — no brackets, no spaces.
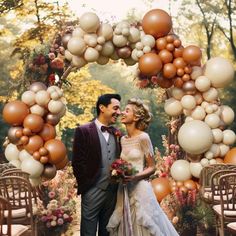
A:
101,126,114,134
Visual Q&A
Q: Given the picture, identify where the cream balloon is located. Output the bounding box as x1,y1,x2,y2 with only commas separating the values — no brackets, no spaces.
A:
64,50,73,61
170,160,192,181
30,104,45,117
219,143,230,157
212,128,223,144
79,12,100,33
205,105,214,114
209,144,221,157
21,91,36,106
202,87,219,102
128,27,141,43
183,109,192,116
189,162,202,178
220,105,235,125
84,34,97,47
223,129,236,146
9,160,21,168
170,87,185,100
19,150,32,162
209,159,217,165
97,23,113,40
204,57,234,88
195,76,211,92
48,100,65,114
29,178,42,187
35,90,50,107
72,56,87,68
72,27,86,38
5,143,19,161
67,37,86,56
178,120,213,154
201,101,209,109
21,158,44,178
200,158,209,167
204,151,214,160
164,98,183,117
97,36,105,45
143,46,151,53
185,116,194,122
113,35,128,47
84,47,99,62
181,95,196,110
141,34,155,48
191,106,206,120
191,66,203,80
50,91,61,100
101,41,115,57
204,113,220,129
194,93,203,105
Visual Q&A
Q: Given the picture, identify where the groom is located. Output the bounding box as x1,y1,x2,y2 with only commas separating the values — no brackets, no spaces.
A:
72,93,121,236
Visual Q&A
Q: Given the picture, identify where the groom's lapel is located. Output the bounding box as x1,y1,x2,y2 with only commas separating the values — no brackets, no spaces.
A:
89,121,101,161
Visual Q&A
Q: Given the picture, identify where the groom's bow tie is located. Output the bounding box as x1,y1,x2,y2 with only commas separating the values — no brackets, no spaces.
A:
101,125,114,134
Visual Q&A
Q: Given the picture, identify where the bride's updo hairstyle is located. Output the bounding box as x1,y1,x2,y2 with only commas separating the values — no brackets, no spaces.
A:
127,98,152,131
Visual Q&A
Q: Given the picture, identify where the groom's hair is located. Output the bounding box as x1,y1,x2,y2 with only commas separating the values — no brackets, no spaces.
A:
96,94,121,116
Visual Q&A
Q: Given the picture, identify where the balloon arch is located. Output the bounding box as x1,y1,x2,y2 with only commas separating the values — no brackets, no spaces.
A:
2,9,236,193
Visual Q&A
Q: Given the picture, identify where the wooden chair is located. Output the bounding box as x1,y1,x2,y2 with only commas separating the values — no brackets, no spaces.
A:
0,195,29,236
0,176,37,235
213,173,236,236
227,222,236,235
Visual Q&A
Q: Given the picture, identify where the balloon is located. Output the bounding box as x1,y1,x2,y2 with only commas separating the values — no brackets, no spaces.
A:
29,178,42,187
39,124,56,141
21,91,36,106
101,41,115,57
19,150,32,162
21,158,44,178
151,177,171,202
35,90,50,107
220,105,235,125
224,147,236,164
97,23,113,40
170,160,192,181
29,82,47,93
223,130,236,146
46,113,61,126
142,9,172,38
204,57,234,88
138,53,162,76
184,179,197,190
8,126,23,144
191,106,206,120
173,46,184,58
164,98,183,117
116,46,132,59
204,114,220,129
23,114,44,133
156,74,173,88
112,35,127,47
173,57,186,69
173,77,184,88
3,101,29,126
79,12,100,33
44,139,67,164
200,158,209,167
24,135,44,154
67,37,86,56
159,49,173,64
156,37,167,50
219,143,230,157
55,157,69,170
178,120,213,154
163,63,176,79
62,34,72,48
4,143,20,161
42,163,57,180
181,95,196,110
30,104,45,117
182,45,202,64
47,100,64,114
9,159,21,168
202,88,219,102
195,76,211,92
72,56,87,68
212,128,223,144
84,47,99,62
182,81,196,94
190,66,203,80
189,162,202,178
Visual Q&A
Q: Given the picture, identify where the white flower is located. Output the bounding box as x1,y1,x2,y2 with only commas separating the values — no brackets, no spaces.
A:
111,170,118,176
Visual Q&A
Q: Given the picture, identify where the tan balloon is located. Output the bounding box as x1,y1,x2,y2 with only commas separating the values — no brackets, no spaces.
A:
200,158,209,167
209,144,221,157
19,149,32,162
202,87,219,102
195,76,211,92
21,91,36,106
204,57,234,88
48,100,64,114
220,105,235,125
204,113,220,128
128,27,141,43
191,106,206,120
181,95,196,110
67,37,86,56
223,129,236,146
72,56,87,68
170,160,191,181
84,33,97,47
164,98,183,117
141,34,156,48
212,128,223,144
190,66,203,80
79,12,100,33
101,41,115,57
96,55,109,65
64,50,73,61
185,116,194,122
204,151,214,160
97,23,113,40
178,120,213,154
72,27,86,38
183,109,192,116
84,47,99,62
113,35,128,47
219,143,230,157
29,82,47,93
4,143,20,161
194,92,203,105
170,87,185,100
189,162,202,178
21,158,44,178
35,90,50,107
30,104,45,117
209,159,217,165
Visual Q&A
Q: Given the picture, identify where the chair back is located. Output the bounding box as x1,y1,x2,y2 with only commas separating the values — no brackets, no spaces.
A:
0,196,12,236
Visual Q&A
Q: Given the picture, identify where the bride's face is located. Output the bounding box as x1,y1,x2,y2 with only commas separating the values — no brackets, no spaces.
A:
121,104,137,124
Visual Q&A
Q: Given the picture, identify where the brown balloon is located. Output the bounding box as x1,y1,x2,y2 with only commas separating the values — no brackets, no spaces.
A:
20,136,29,145
116,46,132,59
151,177,171,202
62,34,72,48
184,179,197,190
176,68,184,77
29,82,47,93
39,147,49,156
55,157,69,170
46,113,61,126
39,123,56,141
23,127,32,136
173,77,184,88
224,147,236,164
156,37,167,51
166,35,175,43
42,163,57,180
173,57,187,69
163,63,177,79
142,9,172,38
3,101,29,126
157,74,173,88
138,53,163,76
158,49,173,64
182,81,196,93
23,114,44,133
33,151,41,161
182,74,191,82
184,66,192,74
173,39,182,48
40,156,49,164
183,45,202,65
24,135,44,154
173,46,184,58
44,139,67,164
166,43,175,52
8,126,23,144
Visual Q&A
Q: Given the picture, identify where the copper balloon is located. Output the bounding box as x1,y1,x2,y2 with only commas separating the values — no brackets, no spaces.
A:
157,74,173,88
177,68,184,77
224,147,236,164
55,157,69,170
62,34,72,48
173,39,182,48
138,53,162,76
42,163,57,180
116,46,132,59
46,113,61,126
184,66,192,74
166,35,175,43
142,9,172,38
156,37,167,51
166,43,175,52
173,77,184,88
183,45,202,64
184,179,197,190
29,82,47,93
33,151,41,161
24,135,44,154
173,46,184,58
40,156,49,164
39,147,49,156
44,139,67,164
158,49,173,64
182,81,196,93
8,126,23,144
163,63,177,79
173,57,187,69
15,129,23,138
39,124,56,141
151,177,171,202
215,157,224,163
23,128,32,136
23,114,44,133
20,136,29,145
3,101,29,126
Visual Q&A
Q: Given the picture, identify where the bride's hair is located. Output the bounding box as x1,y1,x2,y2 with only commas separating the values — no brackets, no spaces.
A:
127,98,153,131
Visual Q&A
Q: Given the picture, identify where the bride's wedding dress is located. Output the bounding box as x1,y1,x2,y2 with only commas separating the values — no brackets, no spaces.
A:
107,132,179,236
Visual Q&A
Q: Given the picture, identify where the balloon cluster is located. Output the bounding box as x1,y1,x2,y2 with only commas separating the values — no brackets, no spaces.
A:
3,82,68,186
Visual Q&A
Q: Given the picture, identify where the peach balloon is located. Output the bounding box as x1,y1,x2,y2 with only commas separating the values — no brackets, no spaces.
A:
151,177,171,202
224,147,236,164
158,49,173,64
24,135,44,154
39,124,56,141
173,57,186,69
156,37,167,50
55,156,69,170
23,114,44,133
138,53,162,76
3,101,29,126
163,63,176,78
142,9,172,38
182,45,202,64
44,139,67,164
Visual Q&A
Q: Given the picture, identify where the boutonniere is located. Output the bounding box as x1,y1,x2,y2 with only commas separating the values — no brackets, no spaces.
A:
113,128,122,138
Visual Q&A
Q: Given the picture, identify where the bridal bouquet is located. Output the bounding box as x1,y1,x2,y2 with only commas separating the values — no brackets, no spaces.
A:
110,158,138,182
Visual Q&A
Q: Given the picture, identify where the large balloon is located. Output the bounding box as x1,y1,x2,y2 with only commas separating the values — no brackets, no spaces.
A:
55,157,69,170
24,135,44,154
178,120,213,154
182,45,202,65
23,114,44,133
224,147,236,164
44,139,67,164
151,177,171,202
21,158,44,178
170,160,192,181
79,12,100,33
204,57,234,88
3,101,29,126
39,124,56,141
142,9,172,38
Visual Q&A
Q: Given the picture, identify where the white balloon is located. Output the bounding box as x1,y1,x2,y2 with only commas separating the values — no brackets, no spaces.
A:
128,27,141,43
84,47,99,62
48,100,64,114
67,37,86,56
209,159,217,165
181,95,196,110
101,41,115,57
204,113,220,128
79,12,100,33
64,50,73,61
19,150,32,162
189,162,202,178
194,93,203,105
141,34,155,48
219,143,230,157
72,27,86,38
204,151,214,160
97,23,113,40
72,56,87,68
223,129,236,146
170,87,185,100
185,116,194,122
201,101,209,109
35,90,50,107
170,160,192,181
164,98,183,117
191,106,206,120
212,128,223,144
200,158,209,167
191,66,203,80
220,105,235,125
9,159,21,168
5,143,19,161
195,76,211,92
205,105,214,114
21,158,44,178
202,87,219,102
21,91,35,106
209,143,221,157
113,35,128,47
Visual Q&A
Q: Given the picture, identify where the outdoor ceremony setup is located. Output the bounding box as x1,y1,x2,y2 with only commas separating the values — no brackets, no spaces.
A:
0,2,236,236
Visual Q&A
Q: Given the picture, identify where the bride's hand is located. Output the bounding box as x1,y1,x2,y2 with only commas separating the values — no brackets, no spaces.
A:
123,175,138,184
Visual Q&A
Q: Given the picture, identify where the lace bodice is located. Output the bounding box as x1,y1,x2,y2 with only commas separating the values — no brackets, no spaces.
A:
120,132,154,173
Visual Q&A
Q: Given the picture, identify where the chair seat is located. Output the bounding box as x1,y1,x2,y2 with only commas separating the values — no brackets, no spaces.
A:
204,192,233,201
2,224,29,236
4,208,27,218
213,204,236,216
227,222,236,233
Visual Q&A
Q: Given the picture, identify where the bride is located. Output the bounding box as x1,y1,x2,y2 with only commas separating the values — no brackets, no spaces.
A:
107,98,179,236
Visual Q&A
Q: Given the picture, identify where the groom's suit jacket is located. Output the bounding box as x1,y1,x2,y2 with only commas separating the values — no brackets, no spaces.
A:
72,121,121,195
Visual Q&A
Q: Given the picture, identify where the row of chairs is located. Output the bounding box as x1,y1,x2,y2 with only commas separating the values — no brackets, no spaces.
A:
199,164,236,236
0,167,40,236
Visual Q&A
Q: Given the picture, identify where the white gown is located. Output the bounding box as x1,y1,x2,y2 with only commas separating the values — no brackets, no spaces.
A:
107,132,179,236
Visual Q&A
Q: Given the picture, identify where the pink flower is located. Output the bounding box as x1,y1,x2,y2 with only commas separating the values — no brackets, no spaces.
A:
57,218,64,225
48,191,56,199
